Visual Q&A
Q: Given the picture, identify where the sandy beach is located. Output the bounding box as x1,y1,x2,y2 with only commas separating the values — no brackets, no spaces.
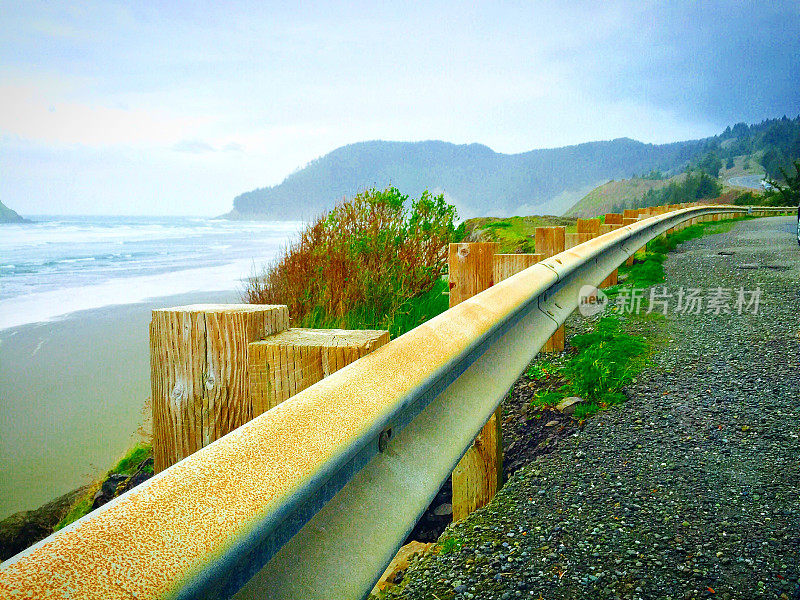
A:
0,289,238,519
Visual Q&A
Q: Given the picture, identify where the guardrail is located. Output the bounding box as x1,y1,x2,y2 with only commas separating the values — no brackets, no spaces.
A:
0,205,774,599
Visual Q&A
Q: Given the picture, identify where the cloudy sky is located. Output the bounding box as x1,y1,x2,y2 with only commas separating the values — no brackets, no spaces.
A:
1,1,798,215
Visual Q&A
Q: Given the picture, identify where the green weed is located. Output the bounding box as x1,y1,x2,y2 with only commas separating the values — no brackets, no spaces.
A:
530,390,562,409
565,317,647,400
526,364,547,380
54,442,153,531
573,401,601,419
439,536,463,554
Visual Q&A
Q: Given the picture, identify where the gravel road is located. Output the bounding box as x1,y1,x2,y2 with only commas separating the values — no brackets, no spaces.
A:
387,216,800,600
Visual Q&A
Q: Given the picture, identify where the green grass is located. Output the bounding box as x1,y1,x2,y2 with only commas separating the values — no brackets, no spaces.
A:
531,389,563,409
111,443,153,476
300,277,450,338
527,316,649,419
565,318,648,399
463,215,577,253
525,363,548,380
573,401,601,419
54,442,152,531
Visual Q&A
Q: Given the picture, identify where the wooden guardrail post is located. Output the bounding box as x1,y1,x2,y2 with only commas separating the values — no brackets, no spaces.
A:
622,209,642,265
534,227,566,352
150,304,289,472
449,242,503,522
493,253,542,282
248,328,390,415
603,213,624,285
578,217,618,287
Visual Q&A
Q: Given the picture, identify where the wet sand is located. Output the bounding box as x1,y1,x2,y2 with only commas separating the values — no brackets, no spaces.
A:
0,290,238,519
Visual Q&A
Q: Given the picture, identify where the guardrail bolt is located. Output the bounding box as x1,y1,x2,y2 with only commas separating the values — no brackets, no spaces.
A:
378,427,393,452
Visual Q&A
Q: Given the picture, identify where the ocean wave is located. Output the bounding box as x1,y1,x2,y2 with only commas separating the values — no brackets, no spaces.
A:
0,255,275,330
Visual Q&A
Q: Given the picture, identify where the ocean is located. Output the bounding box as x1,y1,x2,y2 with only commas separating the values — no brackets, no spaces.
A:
0,215,302,330
0,216,301,519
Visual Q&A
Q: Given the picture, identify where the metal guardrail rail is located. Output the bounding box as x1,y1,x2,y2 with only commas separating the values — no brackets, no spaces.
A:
0,205,774,599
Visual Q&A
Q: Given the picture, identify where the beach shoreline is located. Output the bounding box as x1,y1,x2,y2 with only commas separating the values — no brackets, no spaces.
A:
0,289,240,519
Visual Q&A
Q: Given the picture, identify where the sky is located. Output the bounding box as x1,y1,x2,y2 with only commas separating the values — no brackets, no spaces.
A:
1,1,798,216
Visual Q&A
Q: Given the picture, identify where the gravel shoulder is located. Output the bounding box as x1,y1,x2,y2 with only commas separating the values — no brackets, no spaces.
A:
385,216,800,600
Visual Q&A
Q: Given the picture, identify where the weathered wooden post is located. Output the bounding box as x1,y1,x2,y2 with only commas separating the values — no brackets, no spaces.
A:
150,304,289,472
578,217,618,287
449,242,503,522
448,242,498,305
534,227,566,352
248,328,390,415
576,217,600,238
603,213,624,286
622,209,643,265
493,253,542,282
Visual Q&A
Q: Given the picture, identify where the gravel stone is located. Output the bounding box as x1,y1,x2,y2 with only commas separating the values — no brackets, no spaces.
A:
384,217,800,600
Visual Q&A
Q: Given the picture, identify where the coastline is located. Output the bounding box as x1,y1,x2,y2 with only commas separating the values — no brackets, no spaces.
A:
0,289,239,519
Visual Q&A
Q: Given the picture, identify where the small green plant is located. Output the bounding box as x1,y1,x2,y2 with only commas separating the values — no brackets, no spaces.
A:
439,536,463,554
530,390,562,409
573,401,601,420
565,317,647,401
526,364,547,380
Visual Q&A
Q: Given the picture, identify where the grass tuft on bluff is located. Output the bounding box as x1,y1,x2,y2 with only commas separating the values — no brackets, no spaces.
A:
462,215,576,253
245,187,465,338
54,442,153,531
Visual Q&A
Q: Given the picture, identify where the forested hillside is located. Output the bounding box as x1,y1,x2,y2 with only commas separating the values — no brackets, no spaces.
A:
227,116,800,220
227,138,706,220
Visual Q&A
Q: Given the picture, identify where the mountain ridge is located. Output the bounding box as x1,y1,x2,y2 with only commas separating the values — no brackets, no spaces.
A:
225,116,800,220
226,137,705,220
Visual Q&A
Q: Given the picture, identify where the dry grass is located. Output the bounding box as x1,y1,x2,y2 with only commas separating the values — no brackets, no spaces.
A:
244,187,463,332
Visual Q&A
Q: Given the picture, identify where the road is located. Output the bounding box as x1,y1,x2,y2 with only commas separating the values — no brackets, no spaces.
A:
388,216,800,600
726,174,766,190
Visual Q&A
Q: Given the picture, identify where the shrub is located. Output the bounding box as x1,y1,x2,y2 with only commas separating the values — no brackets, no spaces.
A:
245,187,464,334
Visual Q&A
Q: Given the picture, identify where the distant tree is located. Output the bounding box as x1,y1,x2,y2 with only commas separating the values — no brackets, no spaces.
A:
696,152,723,178
639,171,721,208
731,122,749,138
764,160,800,207
642,169,664,180
761,146,787,179
725,157,735,169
